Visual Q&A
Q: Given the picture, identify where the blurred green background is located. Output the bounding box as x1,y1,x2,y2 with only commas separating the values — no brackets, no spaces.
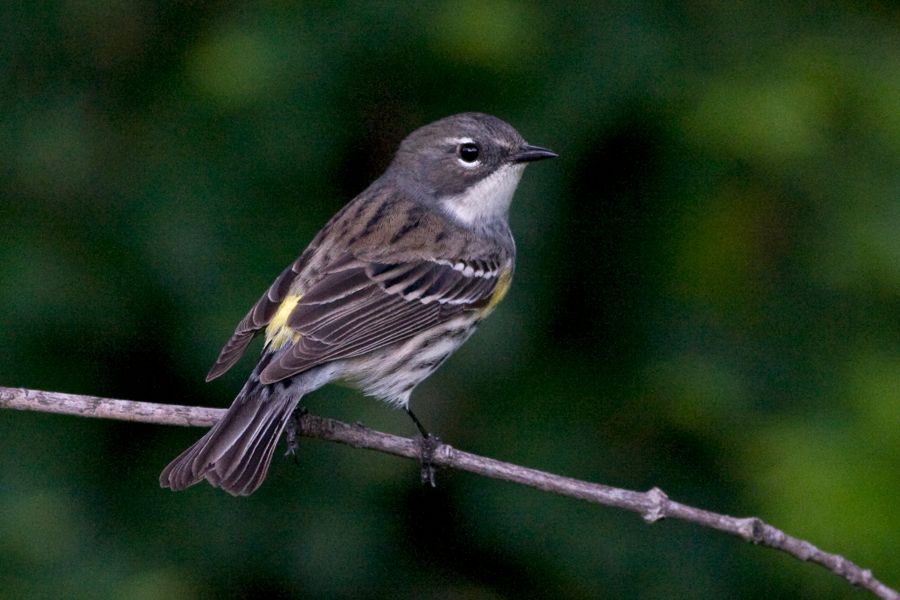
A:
1,2,898,598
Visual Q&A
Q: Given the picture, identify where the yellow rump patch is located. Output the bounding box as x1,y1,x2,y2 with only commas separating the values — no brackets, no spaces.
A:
265,294,302,351
481,269,512,317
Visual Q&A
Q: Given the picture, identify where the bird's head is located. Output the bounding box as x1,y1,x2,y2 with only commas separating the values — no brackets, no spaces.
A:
389,112,557,227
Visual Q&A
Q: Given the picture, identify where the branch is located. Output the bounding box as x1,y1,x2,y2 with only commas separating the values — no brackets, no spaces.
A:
1,385,896,600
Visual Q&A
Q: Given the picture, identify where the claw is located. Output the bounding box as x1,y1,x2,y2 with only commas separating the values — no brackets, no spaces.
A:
419,434,441,487
284,407,308,463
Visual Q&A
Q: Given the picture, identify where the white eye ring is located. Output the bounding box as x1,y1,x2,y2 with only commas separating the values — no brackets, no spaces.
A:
456,139,481,168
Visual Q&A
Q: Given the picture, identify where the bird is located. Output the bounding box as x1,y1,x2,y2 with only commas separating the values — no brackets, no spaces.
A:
159,112,557,495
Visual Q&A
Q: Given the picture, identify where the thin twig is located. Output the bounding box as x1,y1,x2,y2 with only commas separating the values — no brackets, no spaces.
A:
1,385,896,600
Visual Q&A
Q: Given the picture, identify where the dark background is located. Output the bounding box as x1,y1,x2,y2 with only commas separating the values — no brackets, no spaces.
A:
2,2,898,598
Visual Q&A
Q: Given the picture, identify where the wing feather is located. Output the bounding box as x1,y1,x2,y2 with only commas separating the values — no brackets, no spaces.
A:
205,257,304,381
258,255,508,384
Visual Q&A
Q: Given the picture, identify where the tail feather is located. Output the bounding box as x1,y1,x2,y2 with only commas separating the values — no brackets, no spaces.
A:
209,394,295,494
160,382,298,496
219,408,292,494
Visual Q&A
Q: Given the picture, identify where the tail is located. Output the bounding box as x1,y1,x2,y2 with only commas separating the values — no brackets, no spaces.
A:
160,379,298,496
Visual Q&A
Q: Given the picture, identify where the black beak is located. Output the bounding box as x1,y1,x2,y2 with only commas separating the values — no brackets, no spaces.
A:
511,144,558,163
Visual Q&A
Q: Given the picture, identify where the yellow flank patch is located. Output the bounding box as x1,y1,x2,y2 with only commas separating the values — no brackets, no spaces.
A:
265,294,302,351
481,268,512,316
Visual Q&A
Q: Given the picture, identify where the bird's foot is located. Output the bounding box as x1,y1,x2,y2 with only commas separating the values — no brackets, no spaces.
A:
284,407,308,463
419,434,441,487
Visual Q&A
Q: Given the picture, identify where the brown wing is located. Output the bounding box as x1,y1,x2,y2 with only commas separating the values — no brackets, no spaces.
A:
257,255,507,385
205,255,308,382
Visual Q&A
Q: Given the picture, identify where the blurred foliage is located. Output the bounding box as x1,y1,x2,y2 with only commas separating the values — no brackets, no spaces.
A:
1,1,898,598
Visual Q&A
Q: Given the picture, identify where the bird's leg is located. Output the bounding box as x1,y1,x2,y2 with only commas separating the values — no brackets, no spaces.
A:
406,407,440,487
284,406,308,464
405,406,430,438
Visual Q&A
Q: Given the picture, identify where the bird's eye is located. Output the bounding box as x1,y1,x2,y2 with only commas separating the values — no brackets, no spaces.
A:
458,142,480,163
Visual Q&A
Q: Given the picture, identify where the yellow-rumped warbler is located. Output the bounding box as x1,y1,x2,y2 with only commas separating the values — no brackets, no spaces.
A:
160,113,556,495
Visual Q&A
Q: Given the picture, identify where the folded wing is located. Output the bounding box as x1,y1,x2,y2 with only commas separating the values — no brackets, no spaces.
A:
258,255,506,384
205,254,309,382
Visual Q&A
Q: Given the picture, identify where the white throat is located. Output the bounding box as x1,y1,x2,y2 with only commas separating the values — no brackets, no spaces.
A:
440,163,525,226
